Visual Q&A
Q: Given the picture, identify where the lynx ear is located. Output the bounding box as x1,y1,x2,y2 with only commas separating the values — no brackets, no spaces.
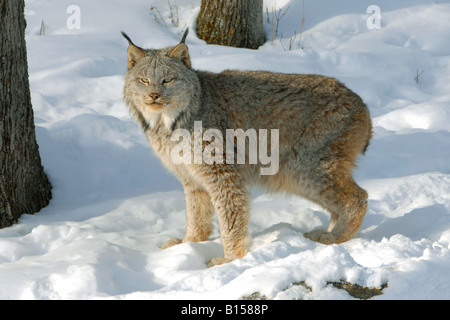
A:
121,31,146,70
168,29,191,68
168,43,191,69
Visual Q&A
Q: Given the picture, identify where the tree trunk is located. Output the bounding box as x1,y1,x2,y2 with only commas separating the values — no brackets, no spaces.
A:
197,0,265,49
0,0,52,228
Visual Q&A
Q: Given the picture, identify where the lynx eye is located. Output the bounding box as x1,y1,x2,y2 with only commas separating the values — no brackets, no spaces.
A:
162,78,173,85
139,78,149,85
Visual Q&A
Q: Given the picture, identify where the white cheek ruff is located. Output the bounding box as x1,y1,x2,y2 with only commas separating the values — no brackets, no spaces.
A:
138,104,182,131
140,107,161,129
161,106,183,130
149,112,161,129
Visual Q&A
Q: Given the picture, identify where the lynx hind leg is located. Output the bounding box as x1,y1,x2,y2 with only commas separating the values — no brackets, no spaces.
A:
304,107,371,244
304,175,368,244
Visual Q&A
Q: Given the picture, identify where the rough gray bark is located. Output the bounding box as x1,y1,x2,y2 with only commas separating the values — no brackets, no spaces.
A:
197,0,265,49
0,0,52,228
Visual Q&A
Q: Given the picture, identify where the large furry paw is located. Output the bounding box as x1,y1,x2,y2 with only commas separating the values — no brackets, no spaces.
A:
160,238,182,249
304,229,337,245
207,257,231,268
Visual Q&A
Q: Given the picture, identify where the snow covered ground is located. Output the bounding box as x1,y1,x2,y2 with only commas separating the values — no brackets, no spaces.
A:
1,0,449,299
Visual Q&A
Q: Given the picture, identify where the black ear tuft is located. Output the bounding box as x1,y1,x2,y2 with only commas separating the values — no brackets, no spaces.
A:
121,31,133,44
121,31,146,70
180,28,189,44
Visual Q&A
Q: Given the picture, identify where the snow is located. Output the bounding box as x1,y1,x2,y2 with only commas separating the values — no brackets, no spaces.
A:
1,0,449,300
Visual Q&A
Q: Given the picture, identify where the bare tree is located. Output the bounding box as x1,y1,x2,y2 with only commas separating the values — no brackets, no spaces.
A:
197,0,265,49
0,0,52,228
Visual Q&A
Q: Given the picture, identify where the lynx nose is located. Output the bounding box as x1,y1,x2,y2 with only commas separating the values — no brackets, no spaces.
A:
148,92,160,100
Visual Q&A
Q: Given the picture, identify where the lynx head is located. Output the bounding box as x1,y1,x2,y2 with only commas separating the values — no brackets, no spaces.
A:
122,29,199,131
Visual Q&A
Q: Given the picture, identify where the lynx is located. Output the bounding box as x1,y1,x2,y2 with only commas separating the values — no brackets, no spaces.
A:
122,30,372,267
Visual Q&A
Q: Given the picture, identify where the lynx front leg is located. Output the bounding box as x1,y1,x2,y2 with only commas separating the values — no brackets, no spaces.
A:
183,187,215,242
161,185,214,249
203,168,250,267
208,189,250,267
